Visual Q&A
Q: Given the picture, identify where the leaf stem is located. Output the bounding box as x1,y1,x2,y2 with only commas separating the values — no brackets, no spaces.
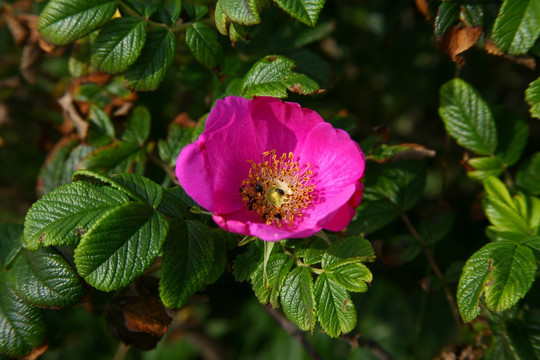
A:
146,151,179,185
398,209,463,335
340,333,396,360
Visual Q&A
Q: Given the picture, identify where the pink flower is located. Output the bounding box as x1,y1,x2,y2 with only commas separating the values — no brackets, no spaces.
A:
175,96,365,241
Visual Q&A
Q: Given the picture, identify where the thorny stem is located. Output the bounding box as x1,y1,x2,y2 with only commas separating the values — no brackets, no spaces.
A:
398,210,463,335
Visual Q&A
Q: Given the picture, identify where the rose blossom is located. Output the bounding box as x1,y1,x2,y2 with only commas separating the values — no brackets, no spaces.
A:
175,96,365,241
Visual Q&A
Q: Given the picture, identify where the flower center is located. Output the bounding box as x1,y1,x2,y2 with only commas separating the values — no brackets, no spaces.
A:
240,150,315,228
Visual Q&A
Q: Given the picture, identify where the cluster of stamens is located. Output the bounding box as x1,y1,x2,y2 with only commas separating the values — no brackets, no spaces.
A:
239,150,316,228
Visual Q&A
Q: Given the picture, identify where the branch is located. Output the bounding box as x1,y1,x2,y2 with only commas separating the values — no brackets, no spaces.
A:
264,306,323,360
340,333,396,360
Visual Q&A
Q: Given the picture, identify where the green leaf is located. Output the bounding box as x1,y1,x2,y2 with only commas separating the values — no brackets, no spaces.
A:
232,242,263,282
274,0,325,27
315,272,356,337
492,0,540,55
0,223,23,270
9,248,85,308
205,230,230,285
157,0,182,26
347,200,398,235
483,176,530,234
74,202,168,291
516,152,540,195
241,55,320,98
322,236,375,268
87,104,115,146
434,2,459,36
419,206,455,244
37,137,79,196
505,319,539,360
494,107,529,166
460,4,484,27
158,123,196,166
121,106,151,145
124,28,176,91
301,238,328,265
91,16,147,74
0,273,46,358
525,77,540,119
251,253,293,306
183,3,208,21
38,0,117,45
457,241,537,322
82,141,145,173
280,266,316,332
185,22,223,69
156,186,199,220
328,262,372,293
24,182,129,250
439,78,497,155
467,156,504,181
110,173,163,208
159,220,215,309
220,0,261,25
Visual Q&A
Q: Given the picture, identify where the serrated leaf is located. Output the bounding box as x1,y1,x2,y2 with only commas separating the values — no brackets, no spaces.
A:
526,78,540,119
37,137,79,196
434,2,459,36
214,0,229,35
87,104,115,146
516,152,540,195
185,22,223,69
346,200,399,235
121,106,151,145
24,182,129,250
0,223,23,270
156,186,199,220
205,230,229,285
157,0,182,26
494,107,529,166
315,272,356,337
220,0,261,25
457,241,537,322
82,141,145,174
280,266,316,331
483,176,530,234
439,78,497,155
284,73,321,95
492,0,540,55
328,262,372,293
302,238,328,265
9,248,85,308
274,0,325,27
38,0,117,45
232,242,263,282
111,173,163,208
159,220,215,309
0,273,46,358
124,28,176,91
322,236,375,268
74,202,168,291
251,253,293,306
241,55,319,98
158,123,196,166
91,16,147,74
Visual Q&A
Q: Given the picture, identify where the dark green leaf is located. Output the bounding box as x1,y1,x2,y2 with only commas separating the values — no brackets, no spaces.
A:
110,173,163,208
0,273,45,357
37,137,79,196
505,319,539,360
346,200,399,235
516,152,540,195
280,266,316,332
159,220,215,308
439,78,497,155
87,104,115,146
273,0,325,27
494,107,529,166
124,28,176,91
460,4,484,27
232,242,263,282
251,253,293,306
301,238,328,265
419,206,455,244
492,0,540,55
0,223,23,270
158,124,196,166
322,236,375,268
82,141,145,174
525,77,540,119
315,272,356,337
121,106,151,145
156,186,200,220
183,3,208,21
157,0,182,26
205,230,229,285
185,22,223,69
434,2,459,36
328,262,372,293
220,0,261,25
38,0,117,45
457,241,537,322
486,334,519,360
24,182,129,250
9,248,85,308
91,16,147,74
74,202,168,291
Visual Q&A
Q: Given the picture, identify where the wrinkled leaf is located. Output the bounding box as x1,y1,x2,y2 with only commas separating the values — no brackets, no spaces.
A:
185,22,223,69
0,223,23,270
315,272,356,337
516,152,540,195
492,0,540,55
280,266,317,332
274,0,325,27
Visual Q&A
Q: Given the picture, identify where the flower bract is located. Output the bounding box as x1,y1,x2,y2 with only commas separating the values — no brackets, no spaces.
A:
175,96,365,241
